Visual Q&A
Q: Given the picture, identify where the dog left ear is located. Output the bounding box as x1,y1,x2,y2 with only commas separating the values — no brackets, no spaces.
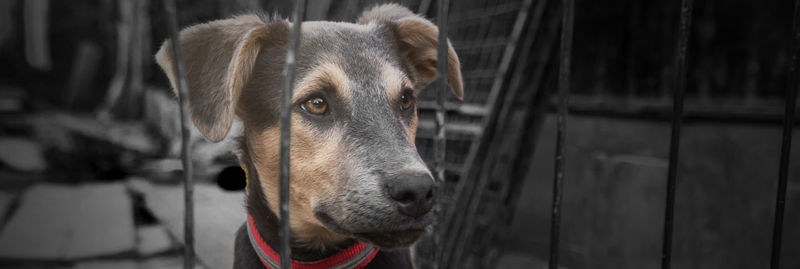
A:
155,15,290,142
358,4,464,100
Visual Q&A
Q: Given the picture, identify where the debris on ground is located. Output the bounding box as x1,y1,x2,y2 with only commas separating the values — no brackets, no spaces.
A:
0,183,135,260
136,224,175,256
0,192,15,225
128,178,245,269
0,138,47,172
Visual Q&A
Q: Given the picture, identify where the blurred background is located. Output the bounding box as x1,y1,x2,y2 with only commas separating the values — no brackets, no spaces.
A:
0,0,798,268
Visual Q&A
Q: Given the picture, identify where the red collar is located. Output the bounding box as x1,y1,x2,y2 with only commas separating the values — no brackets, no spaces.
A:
246,215,379,269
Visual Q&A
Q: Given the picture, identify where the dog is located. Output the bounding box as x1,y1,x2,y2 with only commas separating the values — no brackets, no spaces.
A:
155,4,463,268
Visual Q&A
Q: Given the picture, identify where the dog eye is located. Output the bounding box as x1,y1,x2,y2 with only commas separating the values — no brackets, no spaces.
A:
400,90,415,111
301,97,328,115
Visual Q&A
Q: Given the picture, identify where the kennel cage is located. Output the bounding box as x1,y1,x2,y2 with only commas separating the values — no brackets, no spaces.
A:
159,0,799,268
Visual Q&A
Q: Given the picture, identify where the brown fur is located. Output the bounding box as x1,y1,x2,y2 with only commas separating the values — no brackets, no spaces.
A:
358,4,464,99
293,62,353,104
155,15,290,142
155,4,464,267
248,124,351,249
380,64,418,143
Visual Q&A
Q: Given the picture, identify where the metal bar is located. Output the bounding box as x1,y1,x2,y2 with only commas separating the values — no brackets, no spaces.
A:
440,0,501,264
418,0,432,16
549,0,574,267
432,0,450,269
661,0,693,268
280,1,306,268
442,0,533,268
500,0,557,228
440,0,534,266
445,0,537,267
162,1,194,268
418,101,489,116
770,0,800,268
560,94,799,124
448,2,520,24
432,0,449,268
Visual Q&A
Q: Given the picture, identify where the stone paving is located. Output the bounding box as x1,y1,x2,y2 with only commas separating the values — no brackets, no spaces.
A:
0,179,245,269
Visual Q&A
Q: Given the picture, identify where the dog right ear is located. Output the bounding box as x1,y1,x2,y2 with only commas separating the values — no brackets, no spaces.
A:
357,4,464,100
155,15,290,142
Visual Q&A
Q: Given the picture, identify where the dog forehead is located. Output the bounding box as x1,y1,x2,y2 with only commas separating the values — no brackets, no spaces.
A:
301,21,390,50
299,21,400,78
295,21,410,106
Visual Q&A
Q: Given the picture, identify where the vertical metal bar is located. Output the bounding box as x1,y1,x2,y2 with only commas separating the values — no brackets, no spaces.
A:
280,1,306,268
433,0,449,268
549,0,574,268
661,0,693,268
443,0,536,267
418,0,433,16
162,1,194,268
770,0,800,268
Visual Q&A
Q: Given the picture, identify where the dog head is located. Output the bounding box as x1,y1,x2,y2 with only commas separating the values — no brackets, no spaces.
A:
155,4,463,250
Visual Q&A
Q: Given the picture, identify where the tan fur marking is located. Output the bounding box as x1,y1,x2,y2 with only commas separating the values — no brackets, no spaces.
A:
381,63,412,98
292,62,352,104
407,114,418,144
248,118,351,250
380,64,418,142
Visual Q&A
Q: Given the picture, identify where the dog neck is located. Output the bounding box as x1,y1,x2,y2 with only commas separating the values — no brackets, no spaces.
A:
245,214,379,269
238,137,358,261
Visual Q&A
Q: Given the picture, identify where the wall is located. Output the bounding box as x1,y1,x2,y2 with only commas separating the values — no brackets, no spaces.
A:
503,114,800,269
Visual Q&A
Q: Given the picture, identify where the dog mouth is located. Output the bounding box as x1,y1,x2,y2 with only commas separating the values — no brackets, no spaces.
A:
315,211,433,249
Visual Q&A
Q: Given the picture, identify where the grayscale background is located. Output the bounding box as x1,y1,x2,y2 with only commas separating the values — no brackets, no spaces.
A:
0,0,798,268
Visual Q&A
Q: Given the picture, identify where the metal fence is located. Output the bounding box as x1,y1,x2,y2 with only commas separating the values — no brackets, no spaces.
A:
163,0,798,268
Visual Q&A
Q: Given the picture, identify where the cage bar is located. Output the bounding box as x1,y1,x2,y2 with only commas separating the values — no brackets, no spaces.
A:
440,0,535,267
279,1,306,268
661,0,693,268
770,0,800,268
162,1,194,268
432,0,450,268
549,0,574,268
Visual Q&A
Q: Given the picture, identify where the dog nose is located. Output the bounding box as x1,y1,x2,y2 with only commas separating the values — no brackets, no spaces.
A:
386,173,434,218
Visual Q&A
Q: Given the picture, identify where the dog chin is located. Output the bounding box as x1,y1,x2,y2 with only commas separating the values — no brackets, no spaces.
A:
353,229,426,249
353,229,425,250
314,211,433,249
